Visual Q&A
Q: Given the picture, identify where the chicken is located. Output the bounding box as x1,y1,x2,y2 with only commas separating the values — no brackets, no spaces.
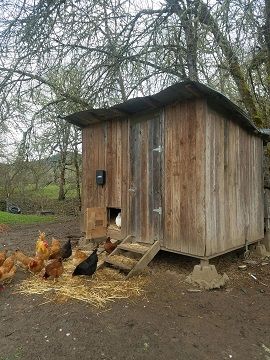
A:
1,255,15,272
28,256,45,274
104,237,119,254
72,248,98,277
36,232,50,260
60,239,72,260
15,250,32,269
43,258,64,280
0,265,16,283
0,254,16,285
0,249,7,266
72,249,88,267
49,238,61,259
115,213,121,228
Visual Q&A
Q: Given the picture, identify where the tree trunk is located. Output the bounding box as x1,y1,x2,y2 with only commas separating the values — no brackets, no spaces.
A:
264,0,270,95
195,0,262,126
73,138,81,209
168,0,199,81
58,160,66,201
57,129,71,201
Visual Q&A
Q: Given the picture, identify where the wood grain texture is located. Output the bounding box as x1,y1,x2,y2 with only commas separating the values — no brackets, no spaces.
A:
81,98,264,257
164,99,207,256
85,207,107,239
81,119,128,237
204,107,264,256
128,114,163,244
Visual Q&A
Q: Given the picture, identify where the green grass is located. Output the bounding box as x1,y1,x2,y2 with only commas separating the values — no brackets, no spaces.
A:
35,184,60,198
0,347,23,360
0,211,55,225
27,184,77,199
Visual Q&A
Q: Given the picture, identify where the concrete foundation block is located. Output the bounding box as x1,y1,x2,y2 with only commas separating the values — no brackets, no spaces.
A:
250,243,269,257
186,264,229,290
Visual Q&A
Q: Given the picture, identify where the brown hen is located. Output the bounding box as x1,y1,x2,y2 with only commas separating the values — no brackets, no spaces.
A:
43,258,63,280
72,249,88,267
104,237,119,254
15,250,32,269
0,249,7,266
49,238,61,259
28,256,45,274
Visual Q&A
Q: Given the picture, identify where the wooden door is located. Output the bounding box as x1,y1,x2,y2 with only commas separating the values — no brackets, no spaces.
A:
85,207,107,239
128,113,163,244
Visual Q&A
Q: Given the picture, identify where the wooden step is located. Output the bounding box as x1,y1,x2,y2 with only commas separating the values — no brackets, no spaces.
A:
105,257,133,271
126,240,160,279
118,243,150,254
103,236,160,279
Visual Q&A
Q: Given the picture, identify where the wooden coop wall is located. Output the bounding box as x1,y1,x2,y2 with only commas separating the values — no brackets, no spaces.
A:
81,98,264,257
128,113,163,244
163,98,264,258
204,106,264,257
163,99,207,256
81,120,128,238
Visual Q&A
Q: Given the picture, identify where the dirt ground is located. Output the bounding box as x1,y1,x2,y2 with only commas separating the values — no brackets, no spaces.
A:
0,219,270,360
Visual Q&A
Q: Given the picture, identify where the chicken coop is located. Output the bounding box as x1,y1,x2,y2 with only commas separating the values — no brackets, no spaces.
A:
65,80,267,264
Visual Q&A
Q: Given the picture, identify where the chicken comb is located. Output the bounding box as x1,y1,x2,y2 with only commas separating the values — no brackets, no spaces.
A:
38,231,47,242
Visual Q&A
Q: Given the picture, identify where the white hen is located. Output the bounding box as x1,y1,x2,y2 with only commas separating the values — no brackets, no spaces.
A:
115,213,121,228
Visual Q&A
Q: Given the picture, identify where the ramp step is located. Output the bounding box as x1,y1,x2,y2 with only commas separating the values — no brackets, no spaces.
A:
118,243,150,254
105,257,134,271
104,236,160,278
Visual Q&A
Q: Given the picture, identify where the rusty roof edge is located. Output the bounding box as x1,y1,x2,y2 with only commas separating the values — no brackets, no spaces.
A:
186,81,270,140
64,80,270,140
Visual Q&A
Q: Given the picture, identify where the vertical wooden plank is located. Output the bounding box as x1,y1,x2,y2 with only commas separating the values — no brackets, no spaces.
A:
151,115,162,241
195,100,207,255
106,120,122,208
172,102,182,251
140,119,148,242
120,119,128,238
164,107,173,247
204,106,213,256
164,99,206,256
82,124,106,209
128,113,162,244
129,119,139,237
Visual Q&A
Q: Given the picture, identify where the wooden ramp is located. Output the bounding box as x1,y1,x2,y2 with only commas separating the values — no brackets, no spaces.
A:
104,235,160,279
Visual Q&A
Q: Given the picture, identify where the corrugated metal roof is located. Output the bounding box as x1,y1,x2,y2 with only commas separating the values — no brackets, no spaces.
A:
65,80,268,140
261,128,270,136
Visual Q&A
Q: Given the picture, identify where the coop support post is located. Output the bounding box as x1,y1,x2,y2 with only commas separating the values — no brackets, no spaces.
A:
186,258,229,290
250,243,268,257
200,259,209,267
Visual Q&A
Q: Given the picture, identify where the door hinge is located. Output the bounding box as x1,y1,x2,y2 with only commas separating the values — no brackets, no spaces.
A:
152,145,163,153
153,207,162,215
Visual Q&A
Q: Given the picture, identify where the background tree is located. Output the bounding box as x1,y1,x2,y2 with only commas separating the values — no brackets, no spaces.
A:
0,0,270,210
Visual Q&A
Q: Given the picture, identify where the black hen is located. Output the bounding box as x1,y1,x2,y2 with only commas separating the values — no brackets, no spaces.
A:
60,239,72,260
72,248,98,276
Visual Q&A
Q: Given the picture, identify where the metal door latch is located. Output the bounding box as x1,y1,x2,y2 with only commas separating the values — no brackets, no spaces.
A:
153,207,162,215
152,146,163,153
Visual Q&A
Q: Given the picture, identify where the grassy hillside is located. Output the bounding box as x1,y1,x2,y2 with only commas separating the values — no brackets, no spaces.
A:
26,184,77,199
0,211,55,225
